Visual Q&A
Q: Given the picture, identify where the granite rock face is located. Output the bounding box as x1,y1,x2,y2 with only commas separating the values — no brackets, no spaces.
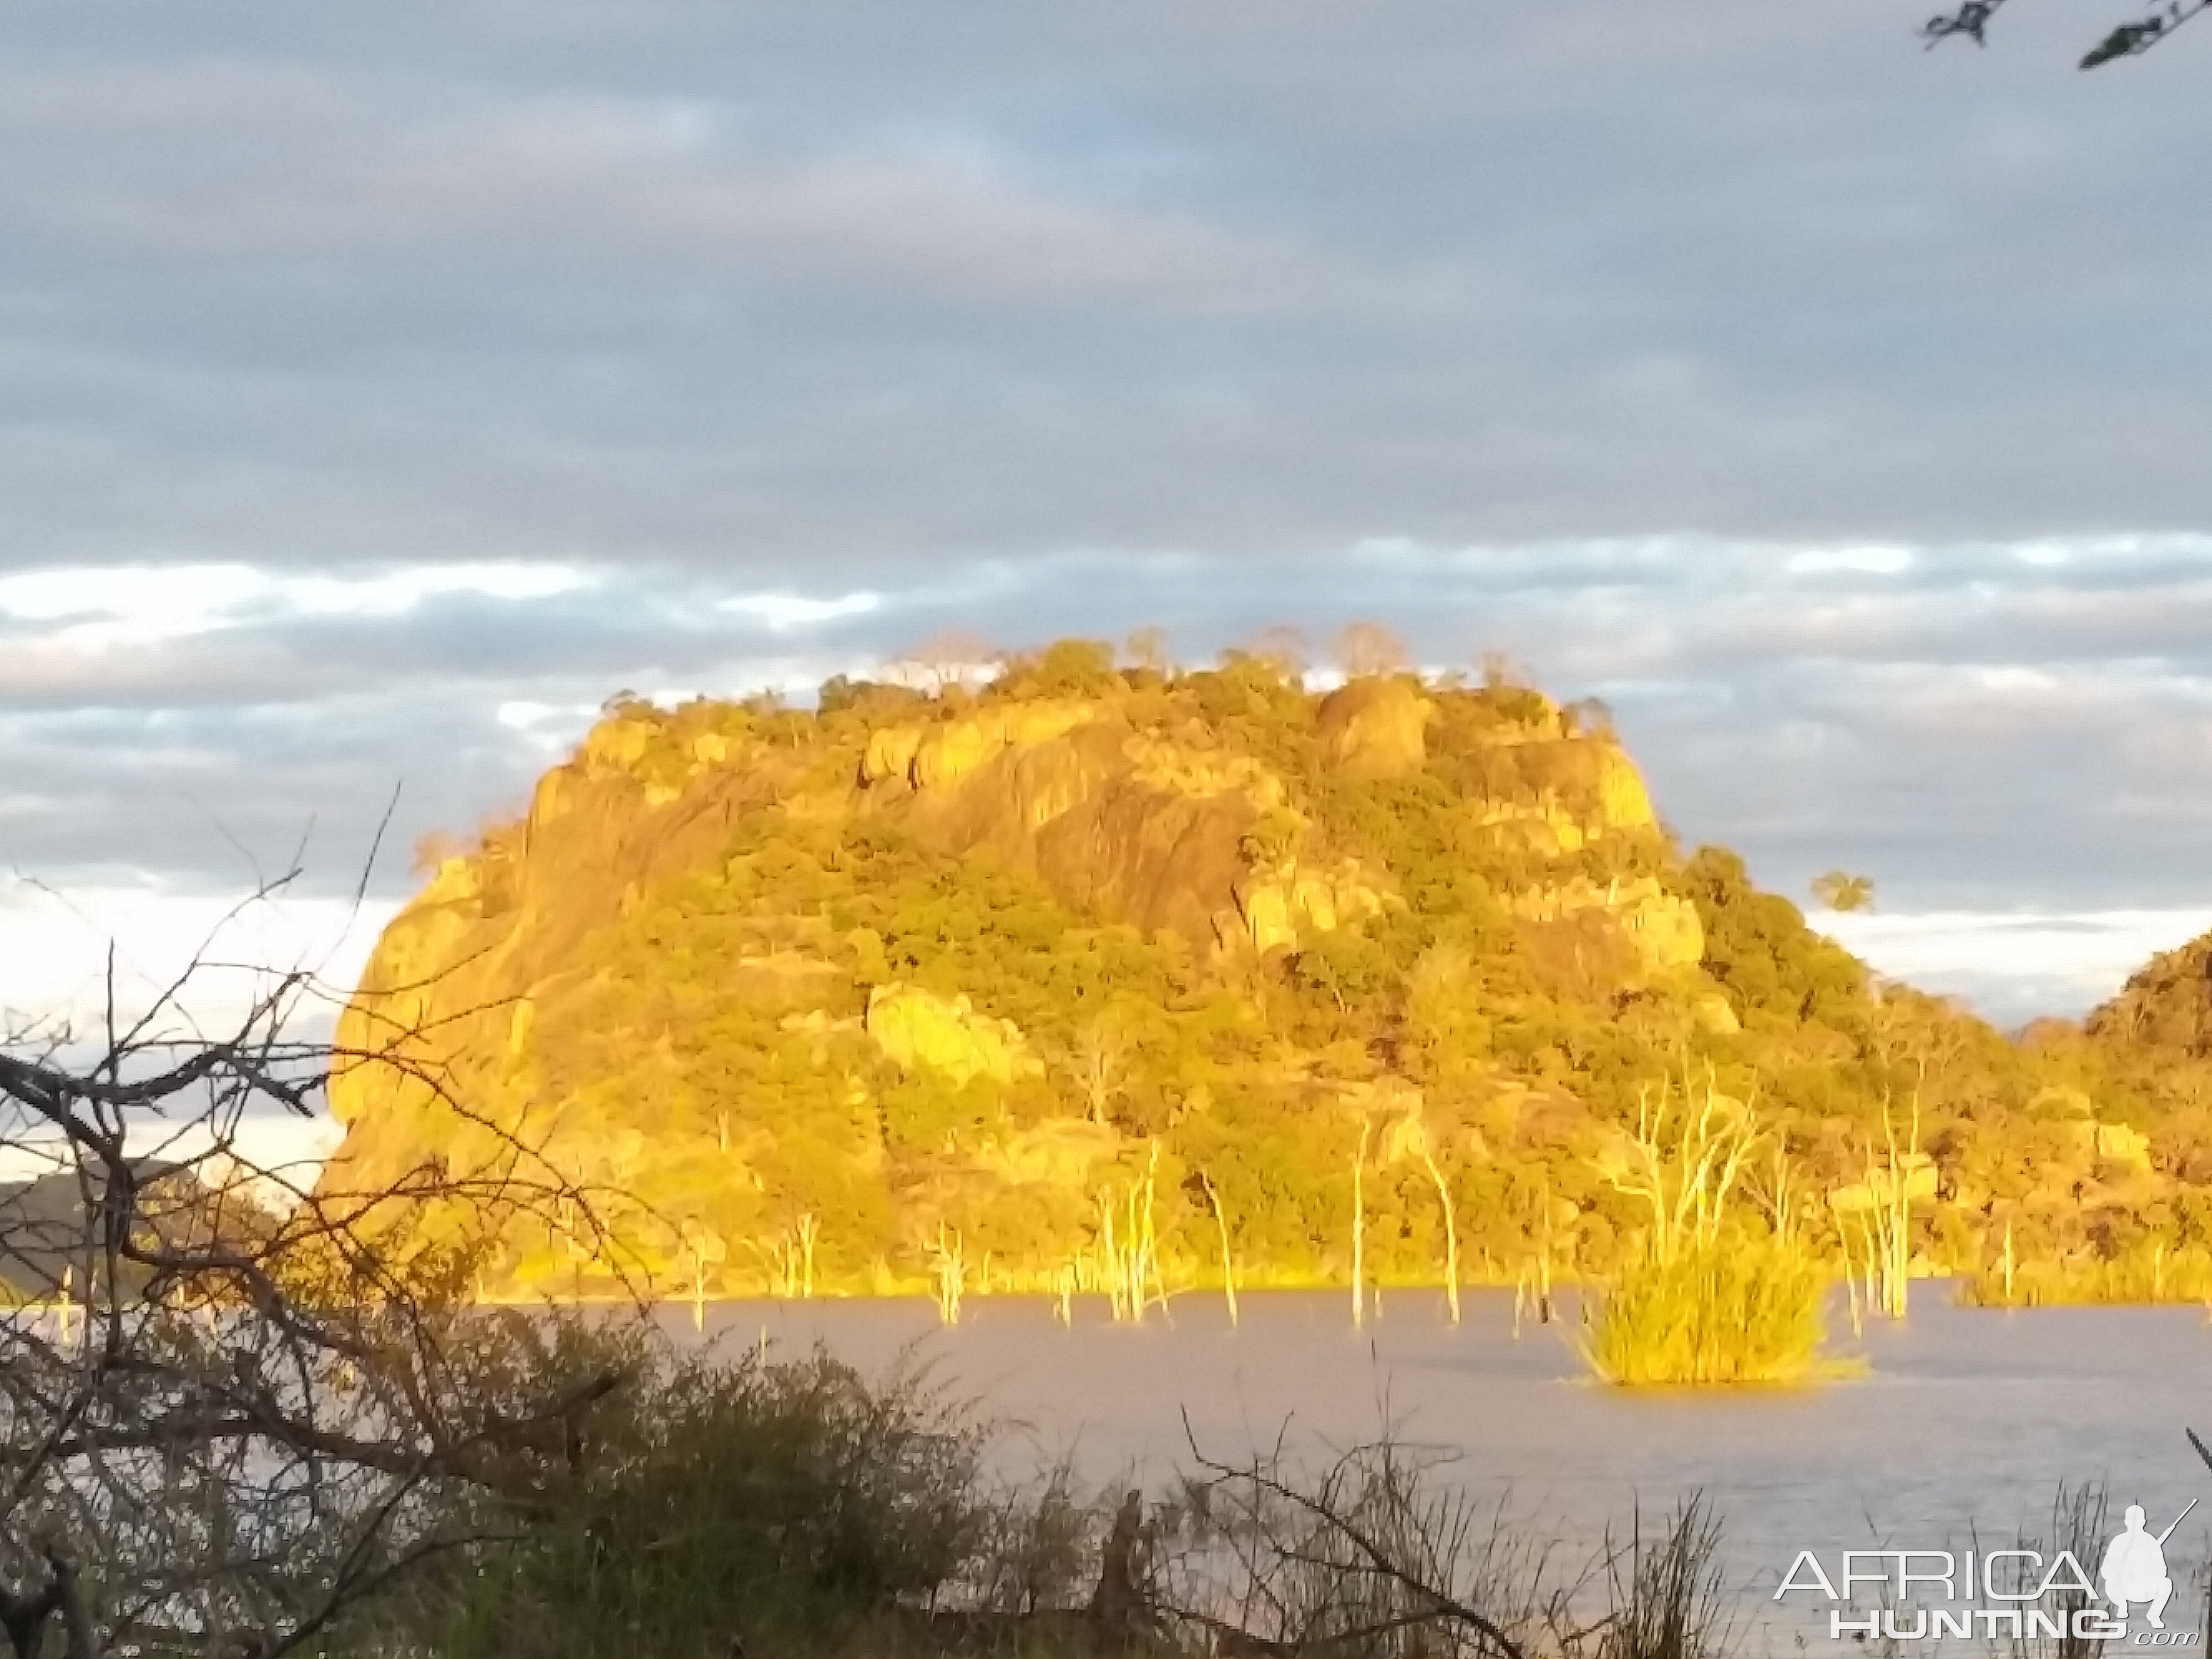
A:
324,653,1739,1296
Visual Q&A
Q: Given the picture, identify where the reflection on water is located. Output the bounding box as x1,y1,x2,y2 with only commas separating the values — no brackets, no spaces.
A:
678,1285,2212,1647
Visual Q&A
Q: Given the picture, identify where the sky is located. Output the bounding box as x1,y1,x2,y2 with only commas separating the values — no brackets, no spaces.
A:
4,0,2212,1034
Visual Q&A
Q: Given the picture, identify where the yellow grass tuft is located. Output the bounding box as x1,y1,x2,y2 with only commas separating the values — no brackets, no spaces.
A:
1585,1233,1831,1385
1586,1070,1836,1385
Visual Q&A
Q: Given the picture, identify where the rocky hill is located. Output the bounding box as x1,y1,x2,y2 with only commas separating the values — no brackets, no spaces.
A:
2086,936,2212,1057
323,640,2212,1305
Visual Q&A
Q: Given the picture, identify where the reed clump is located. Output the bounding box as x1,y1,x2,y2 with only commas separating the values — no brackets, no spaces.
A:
1596,1495,1732,1659
1584,1234,1827,1386
1585,1074,1830,1386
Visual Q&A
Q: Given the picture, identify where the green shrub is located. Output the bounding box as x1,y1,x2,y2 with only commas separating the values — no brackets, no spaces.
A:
434,1342,991,1658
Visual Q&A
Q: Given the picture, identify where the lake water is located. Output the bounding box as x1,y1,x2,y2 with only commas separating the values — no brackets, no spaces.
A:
686,1285,2212,1651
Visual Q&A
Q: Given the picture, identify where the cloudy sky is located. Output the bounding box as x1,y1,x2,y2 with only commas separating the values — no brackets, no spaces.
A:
4,0,2211,1032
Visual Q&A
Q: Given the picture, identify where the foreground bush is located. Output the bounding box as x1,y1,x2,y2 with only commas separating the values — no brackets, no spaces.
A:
1165,1435,1734,1659
413,1335,993,1658
1584,1234,1828,1386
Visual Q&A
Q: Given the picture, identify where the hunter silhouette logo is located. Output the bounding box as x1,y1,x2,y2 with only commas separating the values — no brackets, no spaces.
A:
1771,1428,2212,1643
2102,1501,2193,1628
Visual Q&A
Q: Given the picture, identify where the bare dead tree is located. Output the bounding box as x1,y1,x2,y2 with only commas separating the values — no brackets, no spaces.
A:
1243,628,1312,681
887,630,1001,695
0,882,637,1659
1044,1014,1132,1128
1124,627,1174,675
1335,624,1411,681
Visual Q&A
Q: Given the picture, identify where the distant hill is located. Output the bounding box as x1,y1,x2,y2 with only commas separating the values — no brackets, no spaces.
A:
0,1158,274,1303
321,640,2212,1305
2088,936,2212,1057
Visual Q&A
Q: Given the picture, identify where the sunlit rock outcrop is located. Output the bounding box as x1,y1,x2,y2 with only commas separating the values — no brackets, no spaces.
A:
1316,677,1433,778
335,643,2083,1302
866,983,1040,1089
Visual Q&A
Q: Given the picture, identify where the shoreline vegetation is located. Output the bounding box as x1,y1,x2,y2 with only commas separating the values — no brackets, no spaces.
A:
243,1323,2183,1659
382,1329,1757,1659
0,1066,2158,1659
326,1059,2186,1387
281,1316,1744,1659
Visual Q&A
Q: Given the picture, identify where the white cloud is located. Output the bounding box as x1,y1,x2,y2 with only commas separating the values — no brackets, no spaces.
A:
282,563,600,617
1787,545,1914,576
1820,908,2212,1024
496,698,599,731
0,561,599,655
2010,535,2212,569
0,878,399,1041
716,590,882,630
494,698,604,757
0,564,269,648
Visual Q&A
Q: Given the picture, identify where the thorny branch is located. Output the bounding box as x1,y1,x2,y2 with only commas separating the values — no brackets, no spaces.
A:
0,874,641,1658
1174,1412,1530,1659
1921,0,2208,67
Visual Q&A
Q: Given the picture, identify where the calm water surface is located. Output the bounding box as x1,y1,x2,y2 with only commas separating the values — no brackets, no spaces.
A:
684,1287,2212,1647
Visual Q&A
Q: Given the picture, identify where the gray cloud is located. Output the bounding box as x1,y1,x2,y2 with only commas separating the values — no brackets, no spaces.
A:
4,2,2212,1019
4,0,2212,576
5,539,2212,932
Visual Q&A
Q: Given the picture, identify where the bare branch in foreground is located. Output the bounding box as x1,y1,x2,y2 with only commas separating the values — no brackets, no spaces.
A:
0,878,646,1659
